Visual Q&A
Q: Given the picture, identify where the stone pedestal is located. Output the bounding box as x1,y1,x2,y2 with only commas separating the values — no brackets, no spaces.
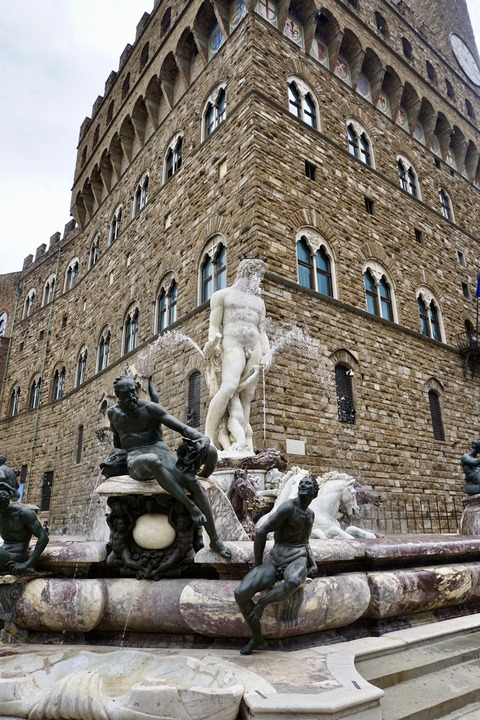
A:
459,494,480,535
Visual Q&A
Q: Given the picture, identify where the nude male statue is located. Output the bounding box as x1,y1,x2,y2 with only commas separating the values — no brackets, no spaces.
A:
107,375,231,558
0,491,49,574
461,439,480,495
204,258,272,453
234,476,319,655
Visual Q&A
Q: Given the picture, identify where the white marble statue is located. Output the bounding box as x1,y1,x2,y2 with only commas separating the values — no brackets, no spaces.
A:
204,259,272,455
258,468,377,540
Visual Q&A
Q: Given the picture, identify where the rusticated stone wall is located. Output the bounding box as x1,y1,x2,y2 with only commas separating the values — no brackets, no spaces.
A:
0,0,479,534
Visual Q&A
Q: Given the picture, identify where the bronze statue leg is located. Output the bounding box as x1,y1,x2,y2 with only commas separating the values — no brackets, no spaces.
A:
128,454,207,527
250,558,307,624
235,561,277,654
183,478,232,558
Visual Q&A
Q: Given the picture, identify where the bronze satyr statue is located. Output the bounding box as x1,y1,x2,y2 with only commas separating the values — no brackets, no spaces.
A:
107,375,231,558
234,476,319,655
0,490,49,574
461,439,480,495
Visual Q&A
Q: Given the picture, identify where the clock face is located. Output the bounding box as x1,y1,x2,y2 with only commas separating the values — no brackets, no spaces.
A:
449,33,480,86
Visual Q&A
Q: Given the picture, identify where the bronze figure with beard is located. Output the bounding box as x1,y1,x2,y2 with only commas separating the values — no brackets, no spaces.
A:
107,375,231,558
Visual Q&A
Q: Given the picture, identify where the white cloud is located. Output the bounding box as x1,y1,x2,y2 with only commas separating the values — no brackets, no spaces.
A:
0,0,149,275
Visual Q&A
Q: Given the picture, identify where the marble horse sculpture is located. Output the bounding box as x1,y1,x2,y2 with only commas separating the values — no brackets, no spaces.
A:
258,468,376,540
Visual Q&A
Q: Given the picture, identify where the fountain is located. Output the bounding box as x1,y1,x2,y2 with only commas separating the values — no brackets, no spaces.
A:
2,266,480,719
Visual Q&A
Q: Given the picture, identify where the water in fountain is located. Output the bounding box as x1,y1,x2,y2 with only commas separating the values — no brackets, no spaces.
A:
135,330,205,378
266,319,329,382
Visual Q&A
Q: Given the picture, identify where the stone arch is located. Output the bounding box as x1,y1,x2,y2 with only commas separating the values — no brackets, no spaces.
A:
288,60,325,101
357,241,394,277
358,47,385,105
425,377,445,394
289,211,337,249
203,216,228,240
176,26,202,85
329,348,359,369
131,95,149,146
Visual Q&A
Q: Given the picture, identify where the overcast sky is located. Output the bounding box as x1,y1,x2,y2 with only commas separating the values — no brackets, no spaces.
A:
1,0,479,276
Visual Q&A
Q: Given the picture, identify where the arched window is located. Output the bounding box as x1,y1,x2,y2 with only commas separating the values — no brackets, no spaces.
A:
42,275,56,306
297,238,313,289
348,125,358,156
107,100,114,125
364,266,395,320
164,135,183,181
64,259,79,292
288,80,318,129
379,277,393,320
124,307,140,354
417,290,443,341
75,347,87,387
29,377,42,409
347,122,373,166
428,390,445,440
0,311,7,337
122,73,130,99
10,386,20,416
52,367,66,401
157,280,178,332
335,365,355,424
133,174,149,216
97,328,111,372
203,86,227,139
426,60,436,82
296,235,333,297
23,289,36,319
89,236,100,269
364,270,378,315
187,370,201,427
375,11,388,34
140,41,149,69
359,134,371,165
109,206,122,245
40,471,53,511
402,37,413,60
439,189,453,221
397,157,419,198
200,243,227,303
161,7,171,34
465,99,475,119
76,425,84,464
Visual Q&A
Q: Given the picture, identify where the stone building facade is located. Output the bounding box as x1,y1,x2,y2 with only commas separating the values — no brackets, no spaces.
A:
0,0,479,534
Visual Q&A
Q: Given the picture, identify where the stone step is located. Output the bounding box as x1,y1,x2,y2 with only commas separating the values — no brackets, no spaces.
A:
373,657,480,720
439,700,480,719
357,632,480,689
